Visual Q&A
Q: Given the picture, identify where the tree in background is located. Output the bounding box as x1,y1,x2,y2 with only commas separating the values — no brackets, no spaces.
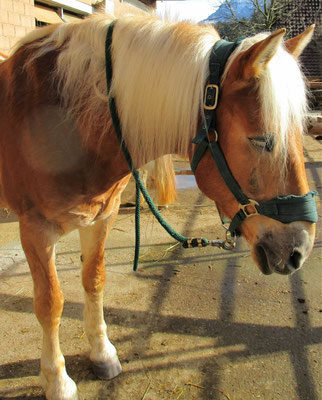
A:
214,0,310,41
212,0,321,105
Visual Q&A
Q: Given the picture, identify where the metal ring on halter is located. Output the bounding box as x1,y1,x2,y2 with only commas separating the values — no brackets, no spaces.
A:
209,129,218,142
223,229,236,250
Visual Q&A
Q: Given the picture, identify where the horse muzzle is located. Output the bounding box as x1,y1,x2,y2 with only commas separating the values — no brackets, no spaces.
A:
252,222,315,275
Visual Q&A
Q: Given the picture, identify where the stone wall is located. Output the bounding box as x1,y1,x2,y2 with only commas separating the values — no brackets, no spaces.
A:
0,0,157,55
0,0,35,54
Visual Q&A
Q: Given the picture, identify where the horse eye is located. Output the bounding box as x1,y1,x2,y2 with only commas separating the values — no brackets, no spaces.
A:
248,135,276,152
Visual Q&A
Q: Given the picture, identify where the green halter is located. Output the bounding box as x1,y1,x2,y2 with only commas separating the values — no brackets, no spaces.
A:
190,38,318,236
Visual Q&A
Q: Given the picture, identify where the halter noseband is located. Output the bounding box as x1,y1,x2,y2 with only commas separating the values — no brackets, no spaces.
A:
191,39,318,237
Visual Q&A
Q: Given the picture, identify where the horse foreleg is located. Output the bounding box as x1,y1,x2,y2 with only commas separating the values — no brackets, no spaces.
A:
78,209,122,380
19,213,77,400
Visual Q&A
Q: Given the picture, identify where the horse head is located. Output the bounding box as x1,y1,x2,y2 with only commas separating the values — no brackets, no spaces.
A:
194,26,316,275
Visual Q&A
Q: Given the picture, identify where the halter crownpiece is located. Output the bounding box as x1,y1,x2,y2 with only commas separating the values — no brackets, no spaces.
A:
190,39,318,237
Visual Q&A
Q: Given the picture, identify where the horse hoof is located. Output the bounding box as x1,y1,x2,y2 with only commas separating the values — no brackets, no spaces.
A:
40,372,78,400
92,355,122,380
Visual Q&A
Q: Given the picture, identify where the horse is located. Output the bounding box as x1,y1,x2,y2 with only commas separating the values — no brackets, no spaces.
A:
0,6,317,399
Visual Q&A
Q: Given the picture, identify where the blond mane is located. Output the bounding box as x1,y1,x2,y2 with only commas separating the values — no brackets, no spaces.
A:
19,8,307,167
19,8,217,165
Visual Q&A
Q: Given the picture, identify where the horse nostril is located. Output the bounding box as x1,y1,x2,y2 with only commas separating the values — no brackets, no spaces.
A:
254,243,272,275
255,242,304,275
288,249,303,271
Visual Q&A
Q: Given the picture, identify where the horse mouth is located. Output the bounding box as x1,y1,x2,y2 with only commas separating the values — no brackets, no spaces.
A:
254,244,273,275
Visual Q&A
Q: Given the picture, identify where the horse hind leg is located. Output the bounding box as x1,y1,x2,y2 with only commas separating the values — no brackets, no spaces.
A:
19,212,78,400
78,209,122,380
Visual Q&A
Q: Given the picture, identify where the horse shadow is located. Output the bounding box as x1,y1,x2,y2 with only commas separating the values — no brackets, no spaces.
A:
0,193,321,399
0,279,320,400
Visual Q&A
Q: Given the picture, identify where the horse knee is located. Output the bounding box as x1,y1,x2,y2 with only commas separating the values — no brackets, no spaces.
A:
82,257,106,294
34,284,64,327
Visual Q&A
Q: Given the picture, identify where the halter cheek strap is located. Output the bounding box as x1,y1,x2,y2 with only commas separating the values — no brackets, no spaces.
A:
191,39,318,236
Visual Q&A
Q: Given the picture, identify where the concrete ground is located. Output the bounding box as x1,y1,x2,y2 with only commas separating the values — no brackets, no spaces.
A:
0,134,321,400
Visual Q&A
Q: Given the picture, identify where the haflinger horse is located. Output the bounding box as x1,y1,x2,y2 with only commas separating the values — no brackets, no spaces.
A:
0,5,317,399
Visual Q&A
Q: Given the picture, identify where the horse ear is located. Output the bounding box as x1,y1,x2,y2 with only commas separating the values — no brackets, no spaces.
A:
284,25,315,59
241,28,286,79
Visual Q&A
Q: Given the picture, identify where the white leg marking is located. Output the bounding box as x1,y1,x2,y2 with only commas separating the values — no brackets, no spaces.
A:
84,291,116,362
79,214,123,380
40,329,78,400
84,291,122,379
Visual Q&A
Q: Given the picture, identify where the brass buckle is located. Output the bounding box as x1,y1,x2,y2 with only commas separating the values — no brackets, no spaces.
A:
203,84,219,110
239,199,259,217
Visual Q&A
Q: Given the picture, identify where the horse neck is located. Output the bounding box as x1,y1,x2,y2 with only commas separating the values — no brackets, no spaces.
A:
28,16,218,167
106,19,218,167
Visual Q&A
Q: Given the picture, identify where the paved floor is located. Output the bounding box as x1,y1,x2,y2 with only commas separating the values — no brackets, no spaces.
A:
0,135,321,399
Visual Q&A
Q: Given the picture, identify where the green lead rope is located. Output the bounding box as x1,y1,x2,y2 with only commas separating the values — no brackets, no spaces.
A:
106,22,208,271
109,96,208,271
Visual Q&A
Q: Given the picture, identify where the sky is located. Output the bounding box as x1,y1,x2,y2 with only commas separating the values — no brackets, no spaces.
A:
156,0,224,23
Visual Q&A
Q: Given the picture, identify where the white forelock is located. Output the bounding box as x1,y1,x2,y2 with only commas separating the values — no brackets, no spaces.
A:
222,33,308,163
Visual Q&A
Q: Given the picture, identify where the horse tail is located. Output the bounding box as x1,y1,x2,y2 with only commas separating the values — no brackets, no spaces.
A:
153,155,177,206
